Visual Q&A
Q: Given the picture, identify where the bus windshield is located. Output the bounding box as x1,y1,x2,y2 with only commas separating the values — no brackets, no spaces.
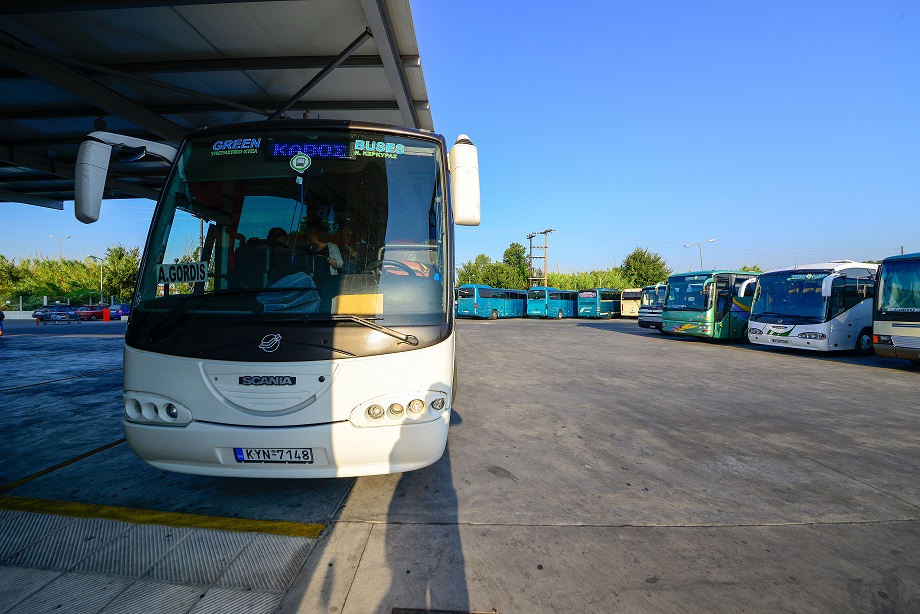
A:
641,286,666,307
132,128,448,348
878,260,920,315
751,271,829,323
666,275,711,311
528,289,546,300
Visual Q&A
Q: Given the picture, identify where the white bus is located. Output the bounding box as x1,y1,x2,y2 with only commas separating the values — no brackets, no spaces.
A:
620,288,642,317
637,283,667,330
747,261,877,353
873,252,920,366
74,121,480,477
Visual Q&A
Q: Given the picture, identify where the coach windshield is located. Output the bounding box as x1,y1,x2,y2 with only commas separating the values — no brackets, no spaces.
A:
129,127,450,359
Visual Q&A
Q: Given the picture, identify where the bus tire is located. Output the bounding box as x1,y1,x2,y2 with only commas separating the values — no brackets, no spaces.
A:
490,310,498,320
556,310,563,320
855,328,873,355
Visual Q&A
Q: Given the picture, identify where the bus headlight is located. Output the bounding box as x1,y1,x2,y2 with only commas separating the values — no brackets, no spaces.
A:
798,332,827,340
748,328,763,335
123,393,191,426
366,404,385,420
351,392,449,426
874,334,892,345
162,403,179,420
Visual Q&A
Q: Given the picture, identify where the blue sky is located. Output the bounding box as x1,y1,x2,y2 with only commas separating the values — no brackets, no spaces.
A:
2,1,918,274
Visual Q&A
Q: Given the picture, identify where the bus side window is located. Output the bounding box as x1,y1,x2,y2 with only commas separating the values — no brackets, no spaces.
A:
844,277,864,311
829,277,847,318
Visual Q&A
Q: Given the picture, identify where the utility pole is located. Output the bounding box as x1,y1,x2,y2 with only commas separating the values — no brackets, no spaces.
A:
526,229,554,287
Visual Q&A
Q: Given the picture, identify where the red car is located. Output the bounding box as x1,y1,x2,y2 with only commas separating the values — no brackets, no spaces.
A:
76,306,121,320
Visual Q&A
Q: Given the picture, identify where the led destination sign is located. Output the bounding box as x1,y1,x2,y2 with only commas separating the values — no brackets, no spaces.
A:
268,142,351,159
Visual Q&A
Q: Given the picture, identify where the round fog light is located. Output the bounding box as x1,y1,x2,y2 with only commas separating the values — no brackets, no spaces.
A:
408,399,425,414
366,404,385,420
430,398,446,411
163,403,179,420
388,403,404,417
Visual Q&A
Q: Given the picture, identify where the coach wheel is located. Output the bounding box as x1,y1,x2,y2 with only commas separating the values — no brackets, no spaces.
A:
556,310,563,320
855,328,873,356
490,309,498,320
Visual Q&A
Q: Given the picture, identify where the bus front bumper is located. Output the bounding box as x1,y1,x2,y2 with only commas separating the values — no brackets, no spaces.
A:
123,413,449,478
748,333,830,351
874,343,920,362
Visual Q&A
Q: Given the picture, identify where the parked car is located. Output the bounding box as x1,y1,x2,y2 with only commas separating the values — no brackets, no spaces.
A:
76,305,121,320
35,305,81,323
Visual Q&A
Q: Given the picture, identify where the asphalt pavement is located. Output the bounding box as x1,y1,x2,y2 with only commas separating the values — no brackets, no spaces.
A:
1,317,918,613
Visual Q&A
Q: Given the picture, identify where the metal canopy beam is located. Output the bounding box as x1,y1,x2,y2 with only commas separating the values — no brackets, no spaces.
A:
19,45,268,117
0,188,63,209
270,28,373,121
0,100,429,121
0,55,420,80
0,0,302,14
0,31,187,143
0,144,161,201
360,0,420,129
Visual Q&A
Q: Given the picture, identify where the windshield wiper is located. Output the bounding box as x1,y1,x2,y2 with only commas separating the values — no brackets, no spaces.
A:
277,314,419,346
144,287,318,343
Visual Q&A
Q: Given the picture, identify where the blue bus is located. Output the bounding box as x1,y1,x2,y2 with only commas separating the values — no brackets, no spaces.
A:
527,286,578,319
577,288,622,318
457,284,526,319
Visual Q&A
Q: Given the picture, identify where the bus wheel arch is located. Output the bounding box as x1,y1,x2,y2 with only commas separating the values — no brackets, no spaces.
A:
490,309,498,320
855,328,873,355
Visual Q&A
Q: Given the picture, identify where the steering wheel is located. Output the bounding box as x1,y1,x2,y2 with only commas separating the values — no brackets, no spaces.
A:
209,272,249,289
368,259,418,276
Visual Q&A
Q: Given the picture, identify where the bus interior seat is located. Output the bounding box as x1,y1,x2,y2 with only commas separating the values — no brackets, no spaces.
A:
268,248,310,285
232,241,271,289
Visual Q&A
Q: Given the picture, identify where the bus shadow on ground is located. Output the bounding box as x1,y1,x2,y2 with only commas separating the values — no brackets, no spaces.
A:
743,342,919,372
576,320,705,341
575,320,919,371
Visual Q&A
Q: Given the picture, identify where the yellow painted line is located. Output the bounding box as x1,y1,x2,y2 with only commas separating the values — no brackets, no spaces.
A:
0,438,128,494
0,495,325,539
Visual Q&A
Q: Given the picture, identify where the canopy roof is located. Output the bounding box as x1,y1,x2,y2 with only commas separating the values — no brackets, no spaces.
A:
0,0,432,209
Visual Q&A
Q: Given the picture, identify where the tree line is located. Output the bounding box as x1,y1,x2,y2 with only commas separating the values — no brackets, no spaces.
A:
0,244,140,310
456,244,675,290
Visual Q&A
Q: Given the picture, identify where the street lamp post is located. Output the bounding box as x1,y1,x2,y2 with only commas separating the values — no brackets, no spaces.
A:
87,255,104,304
684,238,715,270
50,234,72,259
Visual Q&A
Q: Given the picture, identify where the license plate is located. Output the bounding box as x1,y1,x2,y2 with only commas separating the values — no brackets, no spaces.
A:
234,448,313,463
770,338,790,344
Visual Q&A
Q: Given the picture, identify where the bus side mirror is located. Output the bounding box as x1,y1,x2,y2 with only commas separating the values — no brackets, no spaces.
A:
74,131,178,224
821,274,840,298
448,135,480,226
74,139,113,224
737,278,756,297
